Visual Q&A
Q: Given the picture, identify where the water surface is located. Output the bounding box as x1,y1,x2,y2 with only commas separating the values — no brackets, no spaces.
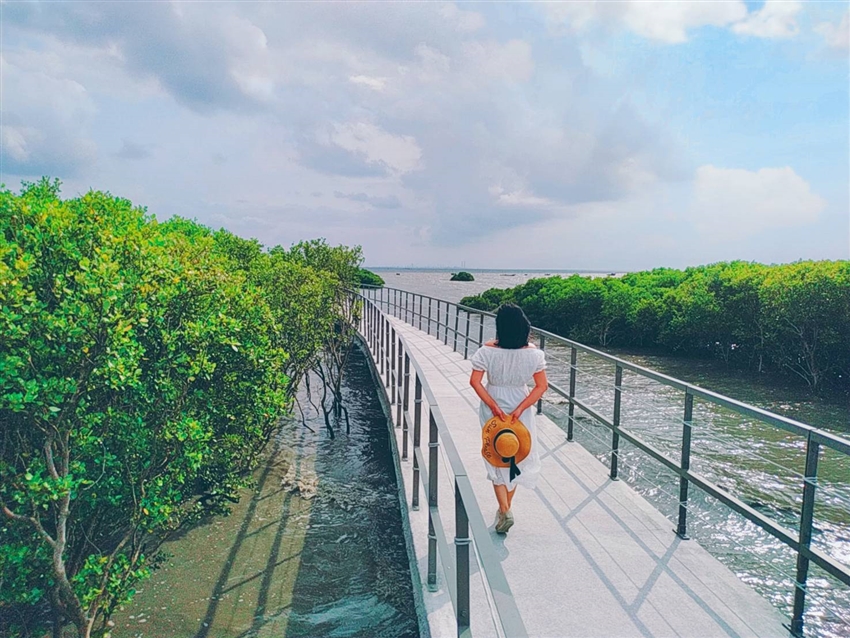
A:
112,349,419,638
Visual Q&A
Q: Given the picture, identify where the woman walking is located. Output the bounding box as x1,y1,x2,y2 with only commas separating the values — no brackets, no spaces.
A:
469,303,548,534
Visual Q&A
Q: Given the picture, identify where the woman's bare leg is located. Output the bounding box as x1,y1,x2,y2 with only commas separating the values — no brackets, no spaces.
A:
507,487,516,509
493,485,510,514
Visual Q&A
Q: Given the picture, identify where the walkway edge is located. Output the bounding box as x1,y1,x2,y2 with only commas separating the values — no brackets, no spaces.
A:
355,334,451,638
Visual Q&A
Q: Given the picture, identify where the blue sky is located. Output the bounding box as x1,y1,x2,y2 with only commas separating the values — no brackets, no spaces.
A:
1,0,848,270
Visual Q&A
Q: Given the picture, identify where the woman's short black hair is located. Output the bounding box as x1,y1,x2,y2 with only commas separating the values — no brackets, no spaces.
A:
495,303,531,349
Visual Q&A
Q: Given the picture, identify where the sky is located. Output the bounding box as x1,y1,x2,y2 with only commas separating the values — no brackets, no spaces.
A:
1,0,848,270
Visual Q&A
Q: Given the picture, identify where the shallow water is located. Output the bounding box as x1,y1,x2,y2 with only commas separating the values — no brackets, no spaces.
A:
112,349,419,638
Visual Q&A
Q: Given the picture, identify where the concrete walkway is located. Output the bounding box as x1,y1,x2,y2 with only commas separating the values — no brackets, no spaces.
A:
377,314,791,638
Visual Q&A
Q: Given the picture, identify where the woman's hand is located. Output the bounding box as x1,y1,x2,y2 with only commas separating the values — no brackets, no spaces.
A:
509,408,524,423
490,403,507,420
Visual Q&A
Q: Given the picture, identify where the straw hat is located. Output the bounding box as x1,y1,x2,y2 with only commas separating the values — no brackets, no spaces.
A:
481,415,532,482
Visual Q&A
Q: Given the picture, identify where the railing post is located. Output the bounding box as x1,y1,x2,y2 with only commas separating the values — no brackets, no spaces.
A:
355,292,360,333
427,298,433,336
427,410,439,591
791,434,821,636
463,311,471,359
403,353,411,460
453,305,460,352
537,334,546,414
567,347,577,441
610,365,622,480
396,337,403,427
391,327,397,402
385,321,391,388
367,302,372,351
455,479,471,636
407,291,412,323
380,314,385,377
676,390,694,539
412,376,422,510
436,300,442,341
443,303,450,345
478,313,484,347
418,294,423,331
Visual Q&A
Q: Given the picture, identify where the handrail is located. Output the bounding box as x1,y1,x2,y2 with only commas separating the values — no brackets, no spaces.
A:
359,284,850,638
358,284,845,446
353,290,528,638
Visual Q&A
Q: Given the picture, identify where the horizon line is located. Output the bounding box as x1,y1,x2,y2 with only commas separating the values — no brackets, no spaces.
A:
364,266,626,272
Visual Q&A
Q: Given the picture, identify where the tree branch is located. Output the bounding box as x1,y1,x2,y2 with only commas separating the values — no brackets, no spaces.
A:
1,502,57,547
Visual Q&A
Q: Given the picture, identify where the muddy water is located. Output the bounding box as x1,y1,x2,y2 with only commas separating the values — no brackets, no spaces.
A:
112,348,418,638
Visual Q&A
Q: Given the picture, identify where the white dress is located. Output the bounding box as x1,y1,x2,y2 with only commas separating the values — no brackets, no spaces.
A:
470,344,546,489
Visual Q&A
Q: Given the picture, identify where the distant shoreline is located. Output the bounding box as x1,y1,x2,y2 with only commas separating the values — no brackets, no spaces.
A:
366,267,626,274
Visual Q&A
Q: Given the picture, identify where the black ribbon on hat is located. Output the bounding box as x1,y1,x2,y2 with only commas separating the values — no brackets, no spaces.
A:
493,429,522,482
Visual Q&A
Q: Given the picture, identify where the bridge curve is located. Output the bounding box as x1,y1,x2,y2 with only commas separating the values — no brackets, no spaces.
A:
354,287,849,638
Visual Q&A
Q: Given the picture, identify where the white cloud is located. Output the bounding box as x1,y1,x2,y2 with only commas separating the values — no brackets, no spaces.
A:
438,2,486,33
414,44,452,83
543,0,804,43
325,122,423,176
732,0,802,39
815,11,850,50
1,124,35,164
0,54,98,176
461,40,533,83
349,75,388,91
543,1,747,44
625,1,748,43
489,185,556,208
689,165,825,239
224,14,274,100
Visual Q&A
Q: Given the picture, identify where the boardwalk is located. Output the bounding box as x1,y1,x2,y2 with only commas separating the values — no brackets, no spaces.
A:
363,310,791,638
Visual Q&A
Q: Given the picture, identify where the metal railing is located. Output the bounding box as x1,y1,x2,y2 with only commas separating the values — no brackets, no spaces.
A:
355,291,528,638
360,284,850,637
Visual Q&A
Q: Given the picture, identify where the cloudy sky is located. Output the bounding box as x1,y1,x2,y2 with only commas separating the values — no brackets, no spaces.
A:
2,1,848,270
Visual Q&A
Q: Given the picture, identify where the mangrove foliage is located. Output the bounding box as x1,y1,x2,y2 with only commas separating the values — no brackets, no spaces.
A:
461,261,850,393
0,179,363,637
357,268,384,288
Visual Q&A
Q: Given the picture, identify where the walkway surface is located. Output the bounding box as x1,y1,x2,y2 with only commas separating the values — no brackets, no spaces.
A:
376,314,791,638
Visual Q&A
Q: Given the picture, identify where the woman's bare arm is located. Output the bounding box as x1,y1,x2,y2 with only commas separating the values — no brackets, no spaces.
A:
509,370,549,422
469,369,506,419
